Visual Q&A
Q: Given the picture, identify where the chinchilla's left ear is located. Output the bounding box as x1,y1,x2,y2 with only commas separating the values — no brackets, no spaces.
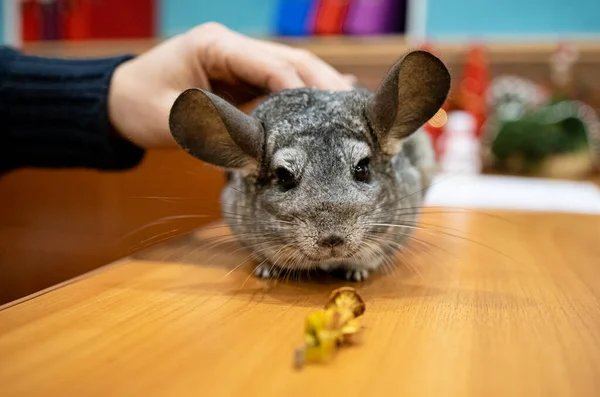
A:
367,50,451,155
169,88,264,169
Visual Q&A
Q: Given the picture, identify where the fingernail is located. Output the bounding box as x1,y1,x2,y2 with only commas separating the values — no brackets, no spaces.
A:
344,74,358,84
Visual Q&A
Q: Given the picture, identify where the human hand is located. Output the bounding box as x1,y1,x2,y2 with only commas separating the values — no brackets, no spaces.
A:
108,22,355,149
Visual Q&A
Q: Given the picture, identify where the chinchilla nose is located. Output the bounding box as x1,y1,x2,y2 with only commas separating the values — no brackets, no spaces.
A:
317,235,345,248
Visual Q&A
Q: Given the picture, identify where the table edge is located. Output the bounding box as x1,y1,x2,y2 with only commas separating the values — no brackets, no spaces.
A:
0,257,133,312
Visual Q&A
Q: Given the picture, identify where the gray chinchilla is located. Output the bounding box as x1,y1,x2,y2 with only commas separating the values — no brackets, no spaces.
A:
168,50,451,281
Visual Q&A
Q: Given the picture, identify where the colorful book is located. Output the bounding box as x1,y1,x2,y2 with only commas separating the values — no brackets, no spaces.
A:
274,0,316,37
313,0,351,36
21,0,42,42
88,0,155,39
57,0,155,41
344,0,405,35
40,0,60,40
60,0,92,40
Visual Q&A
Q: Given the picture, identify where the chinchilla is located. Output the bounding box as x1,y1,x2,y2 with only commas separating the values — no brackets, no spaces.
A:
168,50,450,281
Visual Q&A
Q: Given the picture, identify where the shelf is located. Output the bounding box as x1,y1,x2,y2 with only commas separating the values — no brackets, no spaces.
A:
21,36,600,66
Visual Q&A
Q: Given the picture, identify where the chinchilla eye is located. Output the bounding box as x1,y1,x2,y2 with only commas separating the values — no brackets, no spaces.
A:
275,167,297,191
354,158,371,183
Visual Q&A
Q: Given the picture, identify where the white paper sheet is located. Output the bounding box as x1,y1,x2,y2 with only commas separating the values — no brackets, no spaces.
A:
424,174,600,215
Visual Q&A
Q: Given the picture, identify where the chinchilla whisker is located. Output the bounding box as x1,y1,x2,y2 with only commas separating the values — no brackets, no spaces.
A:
368,223,431,232
361,239,393,277
170,235,240,262
128,195,297,224
269,247,298,286
243,256,271,287
370,217,474,237
370,221,477,247
374,208,477,219
286,252,307,282
221,241,280,279
370,231,459,265
392,219,472,236
221,210,296,224
128,194,240,209
381,230,459,261
389,245,430,279
363,245,388,271
398,251,424,279
281,267,292,283
380,250,400,277
124,228,183,254
392,170,467,205
129,196,201,201
222,255,255,279
360,238,381,260
269,243,296,273
280,249,311,283
394,237,453,277
382,224,523,266
118,214,211,241
177,230,278,260
363,236,411,277
370,215,500,242
192,232,275,256
223,215,297,228
175,234,271,264
200,221,292,233
366,235,423,279
290,253,308,281
283,257,301,282
211,239,280,271
379,206,514,223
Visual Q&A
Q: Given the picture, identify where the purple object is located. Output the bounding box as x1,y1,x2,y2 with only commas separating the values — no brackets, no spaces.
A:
344,0,406,35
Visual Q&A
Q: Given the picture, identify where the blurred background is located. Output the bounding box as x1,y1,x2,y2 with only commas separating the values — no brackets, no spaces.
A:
1,0,599,304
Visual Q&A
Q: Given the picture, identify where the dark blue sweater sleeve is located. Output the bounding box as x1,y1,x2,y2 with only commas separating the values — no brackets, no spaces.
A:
0,46,145,173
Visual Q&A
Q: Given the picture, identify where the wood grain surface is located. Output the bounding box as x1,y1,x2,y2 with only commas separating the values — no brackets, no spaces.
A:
1,210,599,397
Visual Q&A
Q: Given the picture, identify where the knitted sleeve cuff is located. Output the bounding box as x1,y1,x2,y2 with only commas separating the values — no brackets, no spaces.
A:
0,47,145,172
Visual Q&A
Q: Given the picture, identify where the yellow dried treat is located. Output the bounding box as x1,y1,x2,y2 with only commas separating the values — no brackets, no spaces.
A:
325,287,366,318
294,287,366,369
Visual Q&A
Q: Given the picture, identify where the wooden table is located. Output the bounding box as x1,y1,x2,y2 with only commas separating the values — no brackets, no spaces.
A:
1,210,599,397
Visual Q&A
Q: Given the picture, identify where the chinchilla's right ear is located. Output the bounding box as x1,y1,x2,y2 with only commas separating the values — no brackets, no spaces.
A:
169,88,264,169
367,50,451,155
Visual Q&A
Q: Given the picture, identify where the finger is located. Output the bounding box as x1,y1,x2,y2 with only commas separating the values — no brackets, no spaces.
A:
297,61,354,91
210,80,266,105
234,60,305,92
256,41,352,91
221,45,306,92
196,30,306,93
343,74,358,86
265,67,306,92
288,50,354,91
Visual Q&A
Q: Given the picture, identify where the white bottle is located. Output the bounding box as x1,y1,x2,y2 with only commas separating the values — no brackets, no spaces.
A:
438,111,482,174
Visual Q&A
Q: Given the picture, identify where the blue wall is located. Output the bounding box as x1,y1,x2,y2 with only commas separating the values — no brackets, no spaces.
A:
159,0,279,37
426,0,600,40
0,1,5,44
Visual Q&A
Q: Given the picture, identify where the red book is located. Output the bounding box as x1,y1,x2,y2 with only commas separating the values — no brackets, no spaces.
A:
21,0,42,42
313,0,351,36
89,0,155,39
60,0,92,40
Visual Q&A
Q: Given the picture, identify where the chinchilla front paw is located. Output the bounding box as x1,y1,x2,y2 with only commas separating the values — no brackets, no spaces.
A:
344,268,369,282
254,263,281,279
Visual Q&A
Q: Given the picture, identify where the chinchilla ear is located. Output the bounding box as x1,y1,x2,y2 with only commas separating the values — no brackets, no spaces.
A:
367,50,451,155
169,88,264,169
